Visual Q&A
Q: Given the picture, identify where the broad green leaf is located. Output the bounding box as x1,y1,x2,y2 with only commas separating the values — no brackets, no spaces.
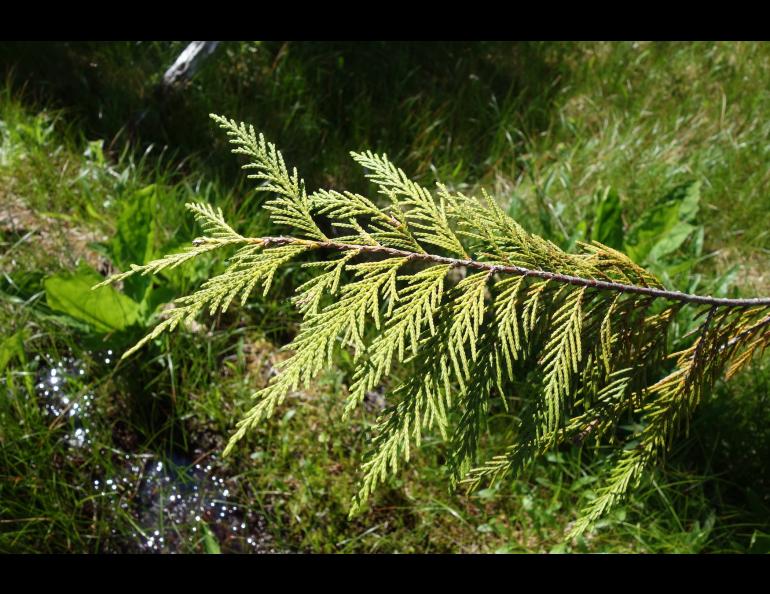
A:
647,221,696,263
624,201,680,263
676,180,701,223
110,184,158,303
44,265,141,334
591,187,624,250
624,181,701,264
662,256,700,279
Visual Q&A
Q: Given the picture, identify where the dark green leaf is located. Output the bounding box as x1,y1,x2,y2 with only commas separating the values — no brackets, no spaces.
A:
44,265,141,333
624,181,701,264
591,187,624,250
110,184,158,303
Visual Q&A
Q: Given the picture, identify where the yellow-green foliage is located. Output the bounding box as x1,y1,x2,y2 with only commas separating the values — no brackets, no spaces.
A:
96,115,770,537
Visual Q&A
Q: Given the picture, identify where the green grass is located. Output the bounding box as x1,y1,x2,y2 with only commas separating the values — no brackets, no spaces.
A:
2,41,770,553
0,42,565,192
491,42,770,295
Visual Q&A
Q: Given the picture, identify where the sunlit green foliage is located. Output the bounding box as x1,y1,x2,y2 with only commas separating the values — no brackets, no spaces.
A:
97,114,770,537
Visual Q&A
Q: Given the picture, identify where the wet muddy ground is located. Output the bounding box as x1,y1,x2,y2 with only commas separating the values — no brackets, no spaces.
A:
34,351,282,553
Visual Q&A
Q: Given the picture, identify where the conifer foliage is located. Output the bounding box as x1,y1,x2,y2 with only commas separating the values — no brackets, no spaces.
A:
96,115,770,536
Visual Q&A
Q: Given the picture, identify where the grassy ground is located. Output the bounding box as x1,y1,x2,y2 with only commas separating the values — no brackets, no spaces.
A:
1,41,770,553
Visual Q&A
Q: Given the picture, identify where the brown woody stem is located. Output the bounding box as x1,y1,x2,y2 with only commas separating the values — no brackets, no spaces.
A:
249,236,770,308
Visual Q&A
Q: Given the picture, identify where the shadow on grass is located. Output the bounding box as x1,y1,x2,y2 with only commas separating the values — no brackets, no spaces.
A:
0,41,568,192
662,362,770,550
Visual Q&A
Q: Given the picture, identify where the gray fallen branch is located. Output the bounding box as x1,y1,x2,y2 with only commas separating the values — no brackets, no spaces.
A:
163,41,220,88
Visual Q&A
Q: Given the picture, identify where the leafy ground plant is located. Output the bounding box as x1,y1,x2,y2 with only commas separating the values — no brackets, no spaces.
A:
97,116,770,539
